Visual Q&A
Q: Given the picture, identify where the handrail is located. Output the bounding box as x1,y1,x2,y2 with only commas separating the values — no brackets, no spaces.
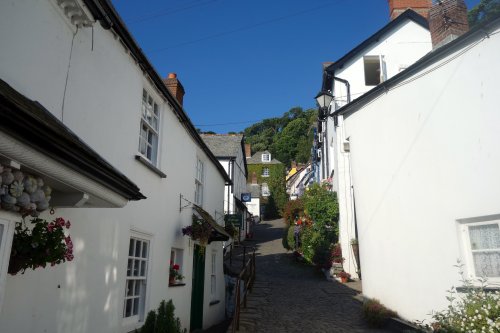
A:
231,245,256,333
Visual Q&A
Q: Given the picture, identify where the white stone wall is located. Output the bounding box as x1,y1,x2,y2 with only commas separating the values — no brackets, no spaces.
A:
342,25,500,321
0,0,227,332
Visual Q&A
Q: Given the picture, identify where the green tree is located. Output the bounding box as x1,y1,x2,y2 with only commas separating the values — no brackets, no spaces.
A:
265,166,287,218
468,0,500,27
271,118,310,166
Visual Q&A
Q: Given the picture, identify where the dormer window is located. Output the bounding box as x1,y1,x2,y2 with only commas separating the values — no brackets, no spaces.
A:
364,55,386,86
262,153,271,162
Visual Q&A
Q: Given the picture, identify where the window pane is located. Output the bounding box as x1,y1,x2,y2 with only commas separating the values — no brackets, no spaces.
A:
142,242,148,258
127,259,133,276
133,260,140,276
140,260,146,276
129,239,134,256
135,240,142,257
473,252,500,277
125,299,132,317
133,298,139,316
127,280,134,296
134,280,141,296
0,224,4,248
469,224,500,250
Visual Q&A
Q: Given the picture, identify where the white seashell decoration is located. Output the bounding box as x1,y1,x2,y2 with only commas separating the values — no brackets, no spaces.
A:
23,176,38,194
0,164,52,216
16,192,31,208
1,168,14,186
9,180,24,198
13,170,24,182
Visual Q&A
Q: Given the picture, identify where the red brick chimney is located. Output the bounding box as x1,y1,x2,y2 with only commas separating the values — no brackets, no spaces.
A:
245,144,252,159
251,171,257,184
429,0,469,49
388,0,432,20
164,73,185,106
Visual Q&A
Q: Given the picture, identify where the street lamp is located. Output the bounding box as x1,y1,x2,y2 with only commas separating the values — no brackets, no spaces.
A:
315,90,334,120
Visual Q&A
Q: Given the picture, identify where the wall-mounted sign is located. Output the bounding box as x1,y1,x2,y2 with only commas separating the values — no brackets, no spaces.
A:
241,193,251,202
224,213,242,227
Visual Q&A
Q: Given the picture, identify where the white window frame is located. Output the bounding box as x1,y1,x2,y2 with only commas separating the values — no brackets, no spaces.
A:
261,183,270,197
261,153,271,162
363,55,386,86
0,217,15,312
169,248,184,283
262,167,270,177
459,217,500,284
195,158,204,206
139,89,160,165
123,233,151,325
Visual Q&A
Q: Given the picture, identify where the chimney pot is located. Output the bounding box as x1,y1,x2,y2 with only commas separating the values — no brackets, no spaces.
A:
164,73,185,105
245,144,252,159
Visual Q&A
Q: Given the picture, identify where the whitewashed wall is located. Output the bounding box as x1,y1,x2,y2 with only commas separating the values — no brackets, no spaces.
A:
325,19,432,279
343,26,500,321
0,0,227,332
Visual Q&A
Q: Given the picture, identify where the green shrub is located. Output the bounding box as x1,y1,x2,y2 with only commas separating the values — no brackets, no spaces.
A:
282,199,304,225
362,299,397,328
138,299,186,333
282,224,291,250
423,262,500,332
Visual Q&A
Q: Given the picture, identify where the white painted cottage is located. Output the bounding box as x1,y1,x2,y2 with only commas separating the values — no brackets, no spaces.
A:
317,2,434,279
0,0,231,332
201,134,250,242
327,0,500,322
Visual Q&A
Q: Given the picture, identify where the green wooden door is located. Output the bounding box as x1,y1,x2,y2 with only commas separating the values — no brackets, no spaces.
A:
190,245,205,331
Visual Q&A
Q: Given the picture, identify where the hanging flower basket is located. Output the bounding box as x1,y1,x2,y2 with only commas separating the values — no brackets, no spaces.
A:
182,214,214,249
8,217,74,275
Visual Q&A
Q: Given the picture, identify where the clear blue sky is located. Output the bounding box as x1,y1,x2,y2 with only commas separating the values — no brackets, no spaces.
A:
112,0,480,134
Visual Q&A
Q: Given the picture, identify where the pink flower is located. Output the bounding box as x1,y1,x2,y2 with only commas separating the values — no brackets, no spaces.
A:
55,217,65,227
65,220,71,229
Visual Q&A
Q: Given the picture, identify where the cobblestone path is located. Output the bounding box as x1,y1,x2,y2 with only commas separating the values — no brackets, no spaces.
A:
230,218,391,333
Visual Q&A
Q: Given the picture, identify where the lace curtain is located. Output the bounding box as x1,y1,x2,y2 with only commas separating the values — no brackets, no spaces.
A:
469,223,500,277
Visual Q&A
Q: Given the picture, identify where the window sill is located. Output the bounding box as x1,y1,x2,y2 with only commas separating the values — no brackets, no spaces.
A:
169,282,186,287
209,300,220,306
135,155,166,178
456,286,500,293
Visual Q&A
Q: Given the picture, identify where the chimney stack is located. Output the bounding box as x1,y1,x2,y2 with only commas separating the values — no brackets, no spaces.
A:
429,0,469,49
245,144,252,159
388,0,432,20
251,172,257,184
164,73,185,106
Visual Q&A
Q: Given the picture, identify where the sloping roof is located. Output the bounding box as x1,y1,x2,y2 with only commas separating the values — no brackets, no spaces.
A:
200,134,243,158
247,151,283,165
192,205,231,242
333,14,500,118
82,0,231,185
325,10,429,74
0,79,145,201
247,184,261,198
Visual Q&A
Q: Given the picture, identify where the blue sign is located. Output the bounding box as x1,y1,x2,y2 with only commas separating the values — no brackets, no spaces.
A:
241,193,251,202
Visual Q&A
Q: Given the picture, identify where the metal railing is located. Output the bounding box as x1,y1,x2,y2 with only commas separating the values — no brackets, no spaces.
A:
229,245,256,333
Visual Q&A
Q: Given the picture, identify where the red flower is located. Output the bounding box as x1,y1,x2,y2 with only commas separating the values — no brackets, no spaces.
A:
173,264,180,270
65,220,71,229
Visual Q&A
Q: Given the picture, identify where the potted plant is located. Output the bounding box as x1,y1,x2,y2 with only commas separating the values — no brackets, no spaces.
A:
351,238,361,279
8,216,74,275
339,270,351,283
169,263,184,285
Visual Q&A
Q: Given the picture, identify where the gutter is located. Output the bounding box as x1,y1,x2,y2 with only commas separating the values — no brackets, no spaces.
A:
82,0,232,185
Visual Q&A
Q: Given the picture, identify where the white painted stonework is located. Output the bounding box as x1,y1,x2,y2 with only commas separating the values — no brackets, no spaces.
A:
324,16,432,280
339,21,500,321
0,0,228,332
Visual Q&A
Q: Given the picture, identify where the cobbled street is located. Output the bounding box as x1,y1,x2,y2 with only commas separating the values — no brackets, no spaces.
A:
231,218,391,333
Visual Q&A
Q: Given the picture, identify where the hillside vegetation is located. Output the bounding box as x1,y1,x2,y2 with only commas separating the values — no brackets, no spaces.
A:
243,107,317,167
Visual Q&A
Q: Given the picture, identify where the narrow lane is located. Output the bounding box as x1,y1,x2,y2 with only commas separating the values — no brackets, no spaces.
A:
235,218,391,333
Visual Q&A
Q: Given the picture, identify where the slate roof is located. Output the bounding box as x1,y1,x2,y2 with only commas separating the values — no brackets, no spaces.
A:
200,134,244,158
247,184,261,198
246,151,282,165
